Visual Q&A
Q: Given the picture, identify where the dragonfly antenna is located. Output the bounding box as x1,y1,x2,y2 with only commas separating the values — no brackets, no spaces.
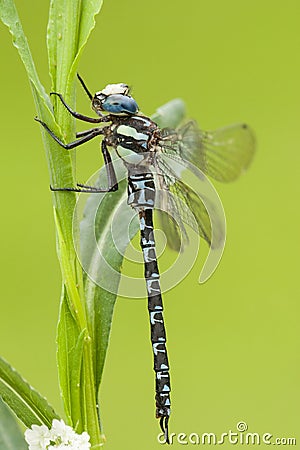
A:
77,73,93,100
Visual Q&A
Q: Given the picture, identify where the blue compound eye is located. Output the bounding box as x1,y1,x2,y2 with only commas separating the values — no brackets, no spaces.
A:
101,94,139,114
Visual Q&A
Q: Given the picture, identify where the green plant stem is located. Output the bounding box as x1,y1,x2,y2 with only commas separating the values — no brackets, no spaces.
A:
1,0,103,446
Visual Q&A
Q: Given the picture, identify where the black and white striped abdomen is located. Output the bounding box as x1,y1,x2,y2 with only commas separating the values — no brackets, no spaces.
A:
139,208,171,426
128,170,171,433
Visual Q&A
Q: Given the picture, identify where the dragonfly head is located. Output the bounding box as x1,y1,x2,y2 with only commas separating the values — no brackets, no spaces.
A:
92,83,139,115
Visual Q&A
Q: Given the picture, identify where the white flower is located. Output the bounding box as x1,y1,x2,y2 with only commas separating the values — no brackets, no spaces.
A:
25,420,91,450
48,446,66,450
48,445,69,450
50,419,76,445
72,431,91,449
24,424,51,450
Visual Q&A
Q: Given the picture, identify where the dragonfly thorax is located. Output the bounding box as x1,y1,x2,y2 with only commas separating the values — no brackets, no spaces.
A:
109,115,159,166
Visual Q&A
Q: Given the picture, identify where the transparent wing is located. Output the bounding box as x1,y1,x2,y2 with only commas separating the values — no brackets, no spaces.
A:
154,164,190,252
171,179,213,245
160,121,256,182
156,178,212,249
155,153,226,251
155,201,187,253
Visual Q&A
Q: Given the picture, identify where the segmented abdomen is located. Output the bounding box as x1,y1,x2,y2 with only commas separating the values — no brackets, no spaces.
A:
128,172,171,425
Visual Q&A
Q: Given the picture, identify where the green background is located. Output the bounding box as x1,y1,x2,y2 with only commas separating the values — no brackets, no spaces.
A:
0,0,299,448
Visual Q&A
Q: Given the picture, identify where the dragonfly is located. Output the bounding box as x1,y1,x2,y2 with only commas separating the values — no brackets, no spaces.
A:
35,74,255,443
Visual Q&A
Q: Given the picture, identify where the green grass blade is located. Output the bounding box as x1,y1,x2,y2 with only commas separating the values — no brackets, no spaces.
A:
0,0,77,252
54,208,101,443
47,0,103,119
68,0,103,80
56,288,83,428
0,398,27,450
0,357,60,429
47,0,81,94
1,0,104,445
0,0,52,112
47,1,104,444
47,1,104,441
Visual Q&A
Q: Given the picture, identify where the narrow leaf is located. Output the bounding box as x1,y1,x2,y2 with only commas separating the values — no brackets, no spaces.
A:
69,329,85,428
47,0,103,119
0,0,52,111
56,289,81,427
1,0,103,445
54,210,85,428
47,2,104,444
0,398,27,450
47,0,81,95
0,0,77,256
0,357,59,429
68,0,103,83
55,210,101,442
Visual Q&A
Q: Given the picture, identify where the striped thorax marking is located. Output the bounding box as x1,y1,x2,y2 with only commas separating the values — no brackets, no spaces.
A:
114,119,151,164
117,124,149,142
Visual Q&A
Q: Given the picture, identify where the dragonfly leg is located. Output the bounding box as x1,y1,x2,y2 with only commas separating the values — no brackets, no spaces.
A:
76,140,118,192
50,92,109,123
50,185,115,193
51,140,118,193
76,127,108,138
35,117,103,149
101,140,118,191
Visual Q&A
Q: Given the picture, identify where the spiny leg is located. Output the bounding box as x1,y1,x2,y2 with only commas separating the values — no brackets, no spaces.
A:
50,92,110,123
75,140,118,192
50,185,115,193
51,150,118,192
101,140,118,190
35,117,118,192
51,144,118,192
76,128,104,138
35,117,104,149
